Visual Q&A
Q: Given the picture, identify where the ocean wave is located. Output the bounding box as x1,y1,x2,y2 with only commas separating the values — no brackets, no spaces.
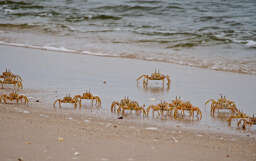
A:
91,5,161,13
0,0,30,5
196,16,232,23
3,8,15,14
133,30,199,37
167,42,199,48
86,14,122,20
132,31,234,48
0,23,77,35
0,0,44,9
0,23,38,29
8,10,60,17
65,14,122,23
246,40,256,48
166,5,184,10
0,40,255,75
128,0,163,4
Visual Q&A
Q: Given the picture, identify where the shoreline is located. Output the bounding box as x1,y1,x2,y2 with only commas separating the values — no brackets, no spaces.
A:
0,41,255,76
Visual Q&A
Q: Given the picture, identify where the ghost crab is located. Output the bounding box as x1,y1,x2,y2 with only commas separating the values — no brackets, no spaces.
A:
137,69,170,88
111,96,130,112
0,77,23,89
205,96,238,117
146,101,170,117
74,90,101,107
173,100,202,120
53,95,79,109
237,114,256,130
227,111,256,130
0,90,29,104
0,68,22,82
111,97,146,117
169,96,183,115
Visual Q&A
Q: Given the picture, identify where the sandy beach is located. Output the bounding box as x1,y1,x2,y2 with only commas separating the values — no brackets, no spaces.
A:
0,45,256,161
0,98,256,161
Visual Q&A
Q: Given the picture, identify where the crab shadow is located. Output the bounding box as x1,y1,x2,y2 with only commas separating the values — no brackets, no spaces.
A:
137,85,170,94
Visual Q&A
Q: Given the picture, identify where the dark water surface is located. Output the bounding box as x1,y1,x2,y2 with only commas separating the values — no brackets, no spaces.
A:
0,0,256,74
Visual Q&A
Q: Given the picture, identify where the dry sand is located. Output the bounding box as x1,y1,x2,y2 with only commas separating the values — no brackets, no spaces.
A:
0,45,256,161
0,102,256,161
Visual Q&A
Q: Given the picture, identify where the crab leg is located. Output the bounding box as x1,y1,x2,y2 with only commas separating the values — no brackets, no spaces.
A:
136,74,145,82
111,101,119,112
166,75,171,88
53,99,61,108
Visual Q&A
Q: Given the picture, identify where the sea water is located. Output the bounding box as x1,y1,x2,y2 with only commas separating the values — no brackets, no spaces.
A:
0,0,256,74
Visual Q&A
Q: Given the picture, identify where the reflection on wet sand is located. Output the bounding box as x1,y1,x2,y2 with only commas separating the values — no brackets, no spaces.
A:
213,112,233,121
137,85,170,94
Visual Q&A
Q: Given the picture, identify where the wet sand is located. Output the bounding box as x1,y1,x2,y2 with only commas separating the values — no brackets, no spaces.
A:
0,45,256,161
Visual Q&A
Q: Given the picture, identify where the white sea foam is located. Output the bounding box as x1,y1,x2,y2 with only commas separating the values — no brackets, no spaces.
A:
42,46,76,53
82,50,111,56
4,9,15,14
246,40,256,48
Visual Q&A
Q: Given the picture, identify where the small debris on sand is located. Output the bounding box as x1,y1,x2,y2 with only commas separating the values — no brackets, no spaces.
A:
58,137,64,142
36,100,40,102
17,158,23,161
101,158,109,161
149,98,156,101
39,114,49,118
74,152,80,156
171,136,178,143
145,127,158,130
23,110,30,114
84,120,90,123
117,116,123,119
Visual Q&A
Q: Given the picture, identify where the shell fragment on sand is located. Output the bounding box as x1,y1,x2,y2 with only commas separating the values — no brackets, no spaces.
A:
39,114,49,118
74,152,80,156
58,137,64,142
149,98,156,101
171,136,178,143
145,127,158,130
84,120,90,123
23,110,31,114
